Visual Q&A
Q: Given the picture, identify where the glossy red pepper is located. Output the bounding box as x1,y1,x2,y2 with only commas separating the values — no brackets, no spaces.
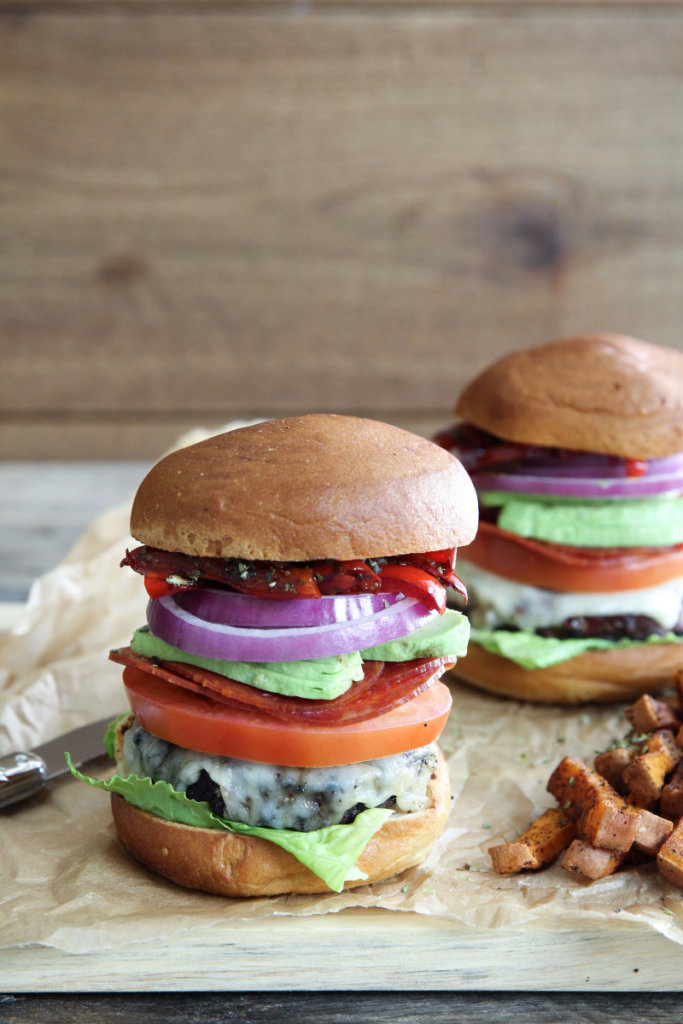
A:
378,564,447,614
312,560,382,595
625,458,648,478
144,576,192,600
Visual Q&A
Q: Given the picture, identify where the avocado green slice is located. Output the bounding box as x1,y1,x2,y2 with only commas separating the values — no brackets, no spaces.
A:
360,609,470,662
478,491,683,548
130,626,364,700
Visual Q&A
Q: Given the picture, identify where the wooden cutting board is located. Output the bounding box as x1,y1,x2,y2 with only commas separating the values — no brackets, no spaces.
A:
4,910,683,992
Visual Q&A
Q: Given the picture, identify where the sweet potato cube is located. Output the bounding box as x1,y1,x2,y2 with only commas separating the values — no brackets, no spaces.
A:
547,756,637,851
547,756,608,812
644,729,681,760
674,670,683,708
661,763,683,821
623,749,679,806
656,818,683,888
561,839,627,881
677,724,683,750
633,808,674,856
594,747,633,792
488,842,537,875
626,694,680,733
577,800,639,852
488,807,576,875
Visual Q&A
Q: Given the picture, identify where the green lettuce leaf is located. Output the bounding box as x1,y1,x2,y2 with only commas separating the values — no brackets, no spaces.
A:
471,627,683,670
66,756,392,893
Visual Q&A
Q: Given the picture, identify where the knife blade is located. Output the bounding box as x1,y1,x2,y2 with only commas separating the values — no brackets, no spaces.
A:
0,716,113,810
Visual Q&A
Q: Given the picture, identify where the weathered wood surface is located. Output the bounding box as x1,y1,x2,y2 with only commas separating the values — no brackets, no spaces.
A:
1,3,681,458
2,991,683,1024
0,461,147,601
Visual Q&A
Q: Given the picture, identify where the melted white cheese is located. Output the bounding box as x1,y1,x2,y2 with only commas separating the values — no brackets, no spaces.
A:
118,720,437,832
456,560,683,631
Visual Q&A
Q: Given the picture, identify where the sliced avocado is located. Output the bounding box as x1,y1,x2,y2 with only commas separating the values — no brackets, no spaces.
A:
478,491,683,548
130,627,364,700
360,609,470,662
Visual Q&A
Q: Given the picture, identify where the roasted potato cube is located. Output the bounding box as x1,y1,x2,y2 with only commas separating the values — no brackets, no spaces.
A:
561,839,628,881
643,729,680,761
488,842,537,875
674,670,683,708
661,763,683,821
632,807,674,856
594,747,633,792
656,818,683,888
547,756,638,852
577,800,639,852
623,749,679,806
626,694,680,733
488,808,576,875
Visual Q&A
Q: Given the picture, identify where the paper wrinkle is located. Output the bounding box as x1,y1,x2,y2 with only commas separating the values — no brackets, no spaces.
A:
2,424,682,955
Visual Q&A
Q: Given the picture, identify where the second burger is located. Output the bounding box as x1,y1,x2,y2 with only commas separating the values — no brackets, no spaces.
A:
436,333,683,704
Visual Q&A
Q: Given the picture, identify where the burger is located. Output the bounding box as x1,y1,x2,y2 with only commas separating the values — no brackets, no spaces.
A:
73,414,478,895
434,334,683,705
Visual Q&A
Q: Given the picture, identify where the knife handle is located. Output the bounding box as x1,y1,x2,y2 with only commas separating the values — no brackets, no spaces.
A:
0,752,47,809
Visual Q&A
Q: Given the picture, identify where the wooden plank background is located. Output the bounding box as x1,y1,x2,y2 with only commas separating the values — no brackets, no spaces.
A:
1,1,682,459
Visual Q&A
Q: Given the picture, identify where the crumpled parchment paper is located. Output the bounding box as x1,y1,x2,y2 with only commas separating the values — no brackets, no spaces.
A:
1,425,682,955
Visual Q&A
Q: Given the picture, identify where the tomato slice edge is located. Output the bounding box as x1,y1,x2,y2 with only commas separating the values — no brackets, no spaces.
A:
463,522,683,593
122,665,452,768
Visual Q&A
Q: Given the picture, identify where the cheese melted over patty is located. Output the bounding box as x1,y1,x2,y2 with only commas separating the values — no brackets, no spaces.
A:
456,560,683,633
118,719,438,832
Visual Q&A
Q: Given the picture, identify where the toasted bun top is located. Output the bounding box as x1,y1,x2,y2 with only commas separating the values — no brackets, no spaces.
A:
455,334,683,458
131,414,478,560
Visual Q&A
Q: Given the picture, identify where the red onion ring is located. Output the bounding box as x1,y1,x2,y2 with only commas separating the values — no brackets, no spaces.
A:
176,587,402,628
473,470,683,500
147,593,436,662
466,448,683,480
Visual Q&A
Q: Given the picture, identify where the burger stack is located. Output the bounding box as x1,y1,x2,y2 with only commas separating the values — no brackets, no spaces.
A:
435,334,683,704
72,415,478,895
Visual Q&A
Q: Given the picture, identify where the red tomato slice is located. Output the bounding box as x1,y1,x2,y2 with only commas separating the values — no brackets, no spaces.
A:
463,521,683,593
122,665,452,767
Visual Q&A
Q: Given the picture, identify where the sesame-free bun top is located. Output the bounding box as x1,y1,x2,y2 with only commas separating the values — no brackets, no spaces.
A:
131,414,478,561
455,334,683,459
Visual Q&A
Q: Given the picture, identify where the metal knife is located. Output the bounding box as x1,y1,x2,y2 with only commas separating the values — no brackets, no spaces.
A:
0,716,113,810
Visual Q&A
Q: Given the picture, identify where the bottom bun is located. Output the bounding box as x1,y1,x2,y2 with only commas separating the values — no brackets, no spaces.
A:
452,641,683,705
110,748,452,896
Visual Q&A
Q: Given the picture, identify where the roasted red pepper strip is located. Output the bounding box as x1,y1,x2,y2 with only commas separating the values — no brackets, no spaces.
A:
109,647,448,725
378,564,447,614
123,545,462,604
144,576,190,599
395,549,467,602
122,547,322,599
311,559,382,595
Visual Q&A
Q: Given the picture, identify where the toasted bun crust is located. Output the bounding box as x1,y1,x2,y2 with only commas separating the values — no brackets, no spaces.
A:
452,641,683,705
130,415,478,561
455,334,683,459
110,748,452,896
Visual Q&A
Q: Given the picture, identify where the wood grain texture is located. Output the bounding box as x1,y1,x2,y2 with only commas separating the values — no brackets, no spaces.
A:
2,991,683,1024
3,911,683,992
1,5,682,457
